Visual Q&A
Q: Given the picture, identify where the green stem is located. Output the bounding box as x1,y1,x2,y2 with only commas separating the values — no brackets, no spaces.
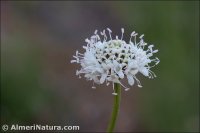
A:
107,83,121,133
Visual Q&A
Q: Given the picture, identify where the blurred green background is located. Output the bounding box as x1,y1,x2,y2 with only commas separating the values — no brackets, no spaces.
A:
1,1,199,132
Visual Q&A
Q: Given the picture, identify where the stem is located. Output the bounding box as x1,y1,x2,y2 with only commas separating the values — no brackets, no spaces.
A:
107,83,121,132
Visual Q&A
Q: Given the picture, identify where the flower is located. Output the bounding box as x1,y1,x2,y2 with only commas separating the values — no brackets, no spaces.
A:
71,28,160,95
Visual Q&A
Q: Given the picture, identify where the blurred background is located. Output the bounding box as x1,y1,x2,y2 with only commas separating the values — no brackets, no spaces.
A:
1,1,199,132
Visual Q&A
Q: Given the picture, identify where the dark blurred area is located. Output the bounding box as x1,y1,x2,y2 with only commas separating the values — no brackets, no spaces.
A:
1,1,199,132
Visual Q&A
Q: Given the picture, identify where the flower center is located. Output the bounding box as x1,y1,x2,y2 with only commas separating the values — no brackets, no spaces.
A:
95,40,134,68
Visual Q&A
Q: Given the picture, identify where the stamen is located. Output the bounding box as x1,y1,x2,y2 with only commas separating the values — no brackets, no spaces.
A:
148,70,153,78
83,46,87,49
78,53,84,56
106,82,110,86
148,45,154,49
155,58,160,65
130,31,135,43
153,50,158,53
121,28,124,40
71,60,77,63
85,38,90,43
112,92,118,95
149,70,157,78
76,50,79,55
133,76,142,87
131,31,135,36
107,28,112,40
134,33,138,46
116,36,118,40
94,30,98,34
118,81,130,91
92,86,96,89
96,35,100,41
112,82,118,95
73,55,78,59
101,30,107,42
139,34,144,39
107,28,112,33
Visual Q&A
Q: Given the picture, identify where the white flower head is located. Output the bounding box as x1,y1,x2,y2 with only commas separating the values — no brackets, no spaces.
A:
71,28,160,94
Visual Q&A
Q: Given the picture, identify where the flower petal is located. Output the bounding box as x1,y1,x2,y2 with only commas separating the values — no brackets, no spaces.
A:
130,69,138,75
100,74,107,84
118,70,124,79
139,67,149,77
127,74,134,86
